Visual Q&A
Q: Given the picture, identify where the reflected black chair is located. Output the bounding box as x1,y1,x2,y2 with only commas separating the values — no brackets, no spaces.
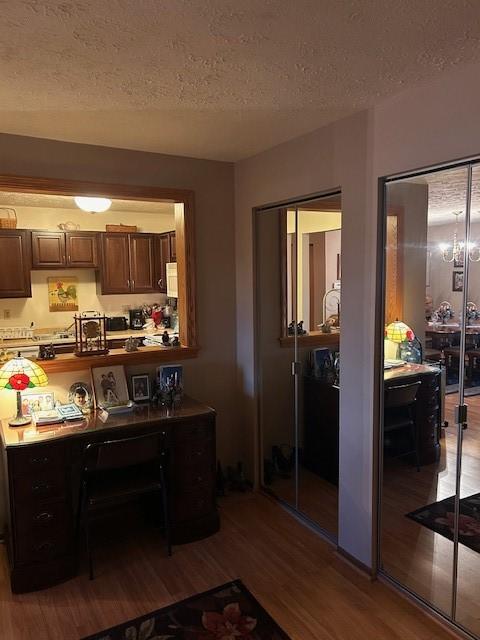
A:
384,381,421,471
444,332,478,385
78,433,171,580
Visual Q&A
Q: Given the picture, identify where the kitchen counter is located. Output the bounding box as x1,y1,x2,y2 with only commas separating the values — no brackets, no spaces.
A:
1,329,176,350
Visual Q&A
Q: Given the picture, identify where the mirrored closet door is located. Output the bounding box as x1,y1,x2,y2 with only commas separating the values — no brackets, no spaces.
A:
379,161,480,639
256,193,341,540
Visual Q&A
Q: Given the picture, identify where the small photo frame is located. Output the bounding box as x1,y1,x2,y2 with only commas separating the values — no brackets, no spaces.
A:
68,381,94,414
21,391,55,416
131,374,150,402
453,270,464,292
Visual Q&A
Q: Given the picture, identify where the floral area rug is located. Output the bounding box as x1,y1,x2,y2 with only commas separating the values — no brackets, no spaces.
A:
81,579,291,640
407,492,480,552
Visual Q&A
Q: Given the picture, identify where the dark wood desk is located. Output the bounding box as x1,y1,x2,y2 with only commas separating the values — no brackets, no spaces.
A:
1,397,219,593
303,364,442,485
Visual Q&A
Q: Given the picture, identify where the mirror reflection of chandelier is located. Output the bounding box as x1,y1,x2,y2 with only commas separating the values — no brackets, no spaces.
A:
439,211,480,263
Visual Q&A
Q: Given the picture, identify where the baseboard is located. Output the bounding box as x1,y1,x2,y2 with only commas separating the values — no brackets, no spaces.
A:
335,545,375,580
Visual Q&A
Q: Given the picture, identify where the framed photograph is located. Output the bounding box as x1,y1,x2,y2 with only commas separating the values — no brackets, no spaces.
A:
453,270,464,292
157,364,183,391
68,381,94,414
91,365,129,407
454,253,465,269
131,374,150,402
21,391,55,416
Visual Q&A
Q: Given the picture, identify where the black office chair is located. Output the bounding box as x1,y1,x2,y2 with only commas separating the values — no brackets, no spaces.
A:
78,433,171,580
384,381,421,471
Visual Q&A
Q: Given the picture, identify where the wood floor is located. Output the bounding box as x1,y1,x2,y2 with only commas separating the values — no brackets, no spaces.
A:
0,492,459,640
382,392,480,637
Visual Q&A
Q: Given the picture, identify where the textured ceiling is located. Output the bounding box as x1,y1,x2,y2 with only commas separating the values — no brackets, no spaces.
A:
0,191,174,214
1,1,480,161
405,166,480,225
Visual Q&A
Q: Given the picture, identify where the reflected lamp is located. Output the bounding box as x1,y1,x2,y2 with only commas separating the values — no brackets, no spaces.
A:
0,354,48,426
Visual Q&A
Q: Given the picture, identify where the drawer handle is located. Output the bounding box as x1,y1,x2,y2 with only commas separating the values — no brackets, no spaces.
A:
35,541,54,553
195,450,204,457
161,431,166,436
30,456,49,465
34,511,54,522
32,481,51,492
197,476,203,482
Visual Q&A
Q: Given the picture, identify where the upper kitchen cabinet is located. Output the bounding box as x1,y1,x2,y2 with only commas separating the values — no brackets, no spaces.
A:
0,230,32,298
100,233,131,294
129,233,156,293
31,231,66,268
100,233,156,294
169,231,177,261
155,231,176,293
32,231,99,269
65,231,98,268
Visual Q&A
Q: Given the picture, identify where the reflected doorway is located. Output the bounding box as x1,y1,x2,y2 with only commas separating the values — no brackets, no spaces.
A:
256,192,341,540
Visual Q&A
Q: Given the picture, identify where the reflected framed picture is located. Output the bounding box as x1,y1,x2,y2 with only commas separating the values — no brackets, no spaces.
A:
452,270,464,292
454,253,464,269
131,374,150,402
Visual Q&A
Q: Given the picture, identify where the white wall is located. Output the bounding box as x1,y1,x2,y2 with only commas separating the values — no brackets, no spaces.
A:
235,110,374,565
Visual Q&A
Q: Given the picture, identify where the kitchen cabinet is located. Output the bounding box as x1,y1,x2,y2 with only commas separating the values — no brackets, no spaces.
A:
169,231,177,261
101,233,156,294
155,231,176,293
32,231,98,269
65,231,98,268
31,231,66,268
0,230,32,298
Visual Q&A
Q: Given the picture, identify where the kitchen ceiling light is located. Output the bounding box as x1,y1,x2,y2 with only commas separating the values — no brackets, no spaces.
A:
74,196,112,213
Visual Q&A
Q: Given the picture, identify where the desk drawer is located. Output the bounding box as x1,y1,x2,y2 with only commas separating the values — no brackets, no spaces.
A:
16,529,69,564
16,501,68,535
13,469,66,503
173,485,213,522
174,420,213,442
174,462,214,491
10,443,66,477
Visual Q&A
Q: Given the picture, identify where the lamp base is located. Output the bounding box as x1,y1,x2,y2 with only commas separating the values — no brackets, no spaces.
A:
8,415,31,427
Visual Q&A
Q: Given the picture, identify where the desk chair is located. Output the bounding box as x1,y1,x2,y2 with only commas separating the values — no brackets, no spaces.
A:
78,433,171,580
384,381,421,471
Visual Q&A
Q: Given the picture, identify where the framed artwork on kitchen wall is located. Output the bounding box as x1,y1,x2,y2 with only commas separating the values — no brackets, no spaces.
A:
48,277,78,312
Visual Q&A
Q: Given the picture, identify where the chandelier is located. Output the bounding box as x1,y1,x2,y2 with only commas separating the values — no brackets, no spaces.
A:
439,211,480,263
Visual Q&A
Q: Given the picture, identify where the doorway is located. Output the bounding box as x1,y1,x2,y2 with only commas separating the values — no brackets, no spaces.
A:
378,161,480,638
255,192,341,540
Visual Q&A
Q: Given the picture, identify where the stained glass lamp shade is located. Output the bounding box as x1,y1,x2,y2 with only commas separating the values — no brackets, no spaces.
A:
385,320,415,343
0,355,48,426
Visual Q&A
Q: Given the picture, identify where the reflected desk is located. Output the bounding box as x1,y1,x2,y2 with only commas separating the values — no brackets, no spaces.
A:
303,363,442,485
0,397,219,593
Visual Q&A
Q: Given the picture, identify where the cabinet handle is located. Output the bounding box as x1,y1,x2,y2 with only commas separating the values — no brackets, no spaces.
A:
34,511,53,522
127,279,130,289
32,481,51,492
35,541,54,553
158,279,163,286
30,456,49,465
131,279,135,289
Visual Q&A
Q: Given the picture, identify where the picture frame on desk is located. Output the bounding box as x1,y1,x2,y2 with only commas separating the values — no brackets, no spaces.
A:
21,391,55,416
91,365,129,408
131,374,150,402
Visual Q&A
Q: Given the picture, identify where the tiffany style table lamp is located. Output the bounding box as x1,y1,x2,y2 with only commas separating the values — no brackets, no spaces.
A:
0,353,48,426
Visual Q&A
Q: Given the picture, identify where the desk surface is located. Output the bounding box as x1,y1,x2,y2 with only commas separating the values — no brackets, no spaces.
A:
0,396,215,449
384,362,440,383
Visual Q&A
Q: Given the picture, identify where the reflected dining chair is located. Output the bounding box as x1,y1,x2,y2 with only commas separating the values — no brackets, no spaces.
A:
384,381,422,471
78,432,171,580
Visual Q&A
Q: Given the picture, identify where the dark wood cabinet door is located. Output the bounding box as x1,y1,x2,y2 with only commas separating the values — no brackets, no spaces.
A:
129,234,155,292
169,231,177,261
31,231,66,268
155,233,171,293
100,234,131,294
0,230,32,298
66,232,98,268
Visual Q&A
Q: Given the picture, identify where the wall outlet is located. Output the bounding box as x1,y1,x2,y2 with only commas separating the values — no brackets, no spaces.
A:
3,309,10,319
